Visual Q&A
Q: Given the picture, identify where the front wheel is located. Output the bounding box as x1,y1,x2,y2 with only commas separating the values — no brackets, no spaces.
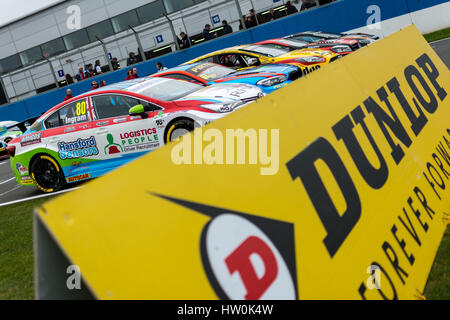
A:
30,155,65,193
165,119,195,143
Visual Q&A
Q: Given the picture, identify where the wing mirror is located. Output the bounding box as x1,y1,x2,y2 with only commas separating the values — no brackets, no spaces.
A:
247,58,260,66
129,104,148,119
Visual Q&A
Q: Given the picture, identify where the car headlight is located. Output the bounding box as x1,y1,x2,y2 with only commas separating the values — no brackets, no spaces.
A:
200,101,245,113
331,45,352,53
295,56,325,64
256,75,287,87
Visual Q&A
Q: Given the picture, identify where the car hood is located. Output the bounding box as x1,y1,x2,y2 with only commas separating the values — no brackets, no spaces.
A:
176,83,264,104
279,48,337,59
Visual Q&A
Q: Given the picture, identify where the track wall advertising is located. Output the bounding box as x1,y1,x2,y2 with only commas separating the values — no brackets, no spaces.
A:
35,25,449,300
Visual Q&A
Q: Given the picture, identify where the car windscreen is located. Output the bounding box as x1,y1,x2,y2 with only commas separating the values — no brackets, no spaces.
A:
240,45,290,57
137,78,203,101
196,65,236,81
290,35,324,43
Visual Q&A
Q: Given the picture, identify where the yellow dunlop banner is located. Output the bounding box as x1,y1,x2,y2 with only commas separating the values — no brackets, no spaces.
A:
36,25,450,300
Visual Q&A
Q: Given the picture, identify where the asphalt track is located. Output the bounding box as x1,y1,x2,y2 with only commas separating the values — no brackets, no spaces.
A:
0,37,449,207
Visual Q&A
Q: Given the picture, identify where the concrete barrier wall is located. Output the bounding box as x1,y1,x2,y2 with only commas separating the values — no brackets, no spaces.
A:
1,0,449,123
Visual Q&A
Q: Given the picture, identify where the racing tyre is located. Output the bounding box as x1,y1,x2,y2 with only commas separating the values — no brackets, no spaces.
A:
165,119,195,143
30,155,65,193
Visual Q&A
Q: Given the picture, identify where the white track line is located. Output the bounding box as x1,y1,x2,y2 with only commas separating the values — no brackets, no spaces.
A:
430,37,450,45
0,185,22,197
0,187,81,208
0,177,15,185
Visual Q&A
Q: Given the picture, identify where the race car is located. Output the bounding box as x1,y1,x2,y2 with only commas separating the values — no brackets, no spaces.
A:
284,31,378,47
0,141,8,160
7,77,264,193
0,121,26,144
182,44,340,76
255,37,361,56
151,62,302,94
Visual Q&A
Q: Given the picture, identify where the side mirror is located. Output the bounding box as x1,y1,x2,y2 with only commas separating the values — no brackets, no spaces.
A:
247,58,260,66
129,104,148,119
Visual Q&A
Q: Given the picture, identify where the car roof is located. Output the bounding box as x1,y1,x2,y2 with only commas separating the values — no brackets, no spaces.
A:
41,77,189,118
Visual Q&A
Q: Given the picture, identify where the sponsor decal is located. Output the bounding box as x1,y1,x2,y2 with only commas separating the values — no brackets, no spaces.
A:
20,133,42,147
119,128,159,151
65,114,87,125
67,173,91,183
16,163,28,175
64,127,76,133
105,134,123,155
58,136,99,160
153,194,298,300
96,121,109,126
113,117,127,124
302,65,321,76
20,176,34,185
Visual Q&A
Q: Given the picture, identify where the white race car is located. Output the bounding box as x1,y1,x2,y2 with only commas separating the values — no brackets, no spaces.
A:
7,77,263,192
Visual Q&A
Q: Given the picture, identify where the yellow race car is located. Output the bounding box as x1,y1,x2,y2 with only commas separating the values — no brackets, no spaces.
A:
183,44,340,76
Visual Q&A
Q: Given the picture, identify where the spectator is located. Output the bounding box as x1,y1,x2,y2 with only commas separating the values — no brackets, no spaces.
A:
203,24,215,41
156,62,167,72
100,80,107,87
268,8,280,21
125,67,139,80
85,64,94,78
300,0,316,11
286,1,299,15
75,67,86,81
249,9,262,26
125,69,133,80
94,60,102,75
90,81,99,91
65,74,74,85
222,20,233,35
127,52,139,66
112,57,121,71
179,32,191,49
239,16,246,30
245,16,255,28
64,89,73,101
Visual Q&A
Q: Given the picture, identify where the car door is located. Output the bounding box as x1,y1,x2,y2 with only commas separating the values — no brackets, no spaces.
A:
91,93,163,170
42,97,98,180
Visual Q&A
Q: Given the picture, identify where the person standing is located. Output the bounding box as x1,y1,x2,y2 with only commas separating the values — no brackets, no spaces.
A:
156,62,167,72
90,81,99,91
75,67,86,82
179,32,191,49
94,60,102,75
268,8,280,21
127,52,139,66
64,89,73,101
222,20,233,35
126,67,139,80
286,1,299,15
203,24,215,41
300,0,316,11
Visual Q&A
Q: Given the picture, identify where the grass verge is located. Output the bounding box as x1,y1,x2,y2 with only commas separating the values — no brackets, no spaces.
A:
424,27,450,43
0,197,54,299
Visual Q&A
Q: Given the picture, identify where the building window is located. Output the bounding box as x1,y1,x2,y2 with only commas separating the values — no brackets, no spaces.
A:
111,10,140,33
0,55,23,74
87,20,114,42
63,29,90,51
41,38,66,58
137,0,165,23
19,46,43,66
163,0,196,14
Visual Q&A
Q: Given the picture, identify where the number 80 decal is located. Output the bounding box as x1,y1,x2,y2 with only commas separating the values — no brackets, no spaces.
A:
76,101,87,116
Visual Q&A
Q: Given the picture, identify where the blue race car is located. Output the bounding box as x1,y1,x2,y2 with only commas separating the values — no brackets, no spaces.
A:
150,62,301,94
